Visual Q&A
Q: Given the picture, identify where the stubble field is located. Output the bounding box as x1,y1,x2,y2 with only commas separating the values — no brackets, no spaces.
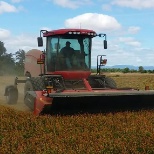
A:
1,74,154,154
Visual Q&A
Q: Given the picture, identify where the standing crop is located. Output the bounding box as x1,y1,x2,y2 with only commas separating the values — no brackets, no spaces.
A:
1,106,154,154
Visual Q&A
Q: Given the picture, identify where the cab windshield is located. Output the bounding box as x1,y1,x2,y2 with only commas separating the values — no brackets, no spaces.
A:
46,35,91,71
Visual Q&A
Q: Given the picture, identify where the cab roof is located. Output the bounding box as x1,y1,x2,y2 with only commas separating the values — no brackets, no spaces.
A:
43,28,97,37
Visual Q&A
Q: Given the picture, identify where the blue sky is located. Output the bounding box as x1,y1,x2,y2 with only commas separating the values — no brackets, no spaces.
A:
0,0,154,66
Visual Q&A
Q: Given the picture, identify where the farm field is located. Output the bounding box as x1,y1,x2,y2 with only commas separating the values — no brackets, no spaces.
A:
1,74,154,153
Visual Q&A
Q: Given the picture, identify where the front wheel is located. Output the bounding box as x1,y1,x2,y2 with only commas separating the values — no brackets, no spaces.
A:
24,80,34,96
104,77,117,89
6,88,18,104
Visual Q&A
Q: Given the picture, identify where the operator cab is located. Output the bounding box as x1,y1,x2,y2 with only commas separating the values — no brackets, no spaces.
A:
37,29,107,77
46,35,91,71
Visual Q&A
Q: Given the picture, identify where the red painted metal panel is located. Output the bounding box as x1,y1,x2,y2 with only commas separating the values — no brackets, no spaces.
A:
34,91,53,115
43,29,96,37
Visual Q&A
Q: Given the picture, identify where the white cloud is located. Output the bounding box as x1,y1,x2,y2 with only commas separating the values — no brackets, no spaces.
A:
91,38,142,66
0,28,11,40
0,1,18,14
111,0,154,9
1,31,39,53
102,4,112,11
65,13,121,32
9,34,37,49
128,26,141,34
118,37,141,47
126,41,141,47
136,57,142,63
52,0,92,9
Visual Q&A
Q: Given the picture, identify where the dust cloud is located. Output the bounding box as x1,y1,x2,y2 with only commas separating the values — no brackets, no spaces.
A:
0,76,30,112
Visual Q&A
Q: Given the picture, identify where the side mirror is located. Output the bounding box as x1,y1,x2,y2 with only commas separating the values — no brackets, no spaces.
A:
37,37,43,47
104,40,107,49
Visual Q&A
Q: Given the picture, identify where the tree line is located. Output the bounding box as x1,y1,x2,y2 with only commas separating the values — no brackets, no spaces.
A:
91,66,154,74
0,41,25,76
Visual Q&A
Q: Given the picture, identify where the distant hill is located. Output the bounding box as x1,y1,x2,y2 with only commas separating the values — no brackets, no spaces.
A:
91,65,154,70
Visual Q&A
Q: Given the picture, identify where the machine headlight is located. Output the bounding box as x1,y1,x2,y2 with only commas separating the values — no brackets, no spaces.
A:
68,32,73,34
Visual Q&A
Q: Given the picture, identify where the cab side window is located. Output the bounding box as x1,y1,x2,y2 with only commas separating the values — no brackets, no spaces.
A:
46,37,58,71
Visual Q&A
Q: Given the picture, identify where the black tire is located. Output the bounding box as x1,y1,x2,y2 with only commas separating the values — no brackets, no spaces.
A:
24,80,35,110
104,77,117,89
24,77,45,110
88,75,106,88
24,77,45,95
24,80,34,96
6,88,18,104
30,77,45,91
